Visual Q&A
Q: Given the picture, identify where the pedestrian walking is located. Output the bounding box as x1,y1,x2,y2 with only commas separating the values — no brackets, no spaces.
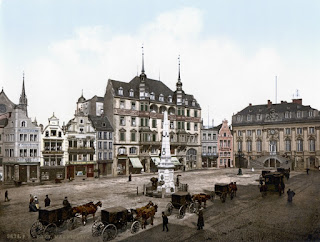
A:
287,189,295,203
197,209,204,230
4,190,9,202
162,212,169,232
44,195,51,207
306,168,310,175
128,173,132,182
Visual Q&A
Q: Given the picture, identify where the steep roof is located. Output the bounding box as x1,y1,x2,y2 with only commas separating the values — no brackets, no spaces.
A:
88,115,113,131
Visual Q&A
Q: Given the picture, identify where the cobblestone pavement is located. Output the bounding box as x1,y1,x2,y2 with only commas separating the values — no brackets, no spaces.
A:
0,168,319,242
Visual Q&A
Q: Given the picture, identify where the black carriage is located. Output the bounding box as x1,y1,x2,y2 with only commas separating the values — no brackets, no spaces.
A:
30,205,77,241
165,191,196,219
92,206,138,241
263,172,284,192
214,183,233,203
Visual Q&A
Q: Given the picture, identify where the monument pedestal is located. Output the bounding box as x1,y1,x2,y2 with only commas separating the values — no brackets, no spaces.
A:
157,167,175,194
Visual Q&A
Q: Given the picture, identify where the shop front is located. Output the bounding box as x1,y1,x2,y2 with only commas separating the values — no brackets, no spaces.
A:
66,162,95,179
3,162,40,184
129,157,143,174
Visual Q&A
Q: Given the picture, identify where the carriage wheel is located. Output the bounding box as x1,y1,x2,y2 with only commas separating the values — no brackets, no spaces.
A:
30,220,44,238
44,223,57,241
102,224,117,241
67,217,79,231
166,202,173,216
131,221,140,234
92,221,105,237
189,203,196,213
177,205,186,219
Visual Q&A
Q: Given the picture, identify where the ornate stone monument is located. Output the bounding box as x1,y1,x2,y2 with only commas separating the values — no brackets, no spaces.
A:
157,111,175,194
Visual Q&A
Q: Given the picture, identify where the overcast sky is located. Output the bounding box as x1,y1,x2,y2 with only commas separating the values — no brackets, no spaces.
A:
1,0,320,127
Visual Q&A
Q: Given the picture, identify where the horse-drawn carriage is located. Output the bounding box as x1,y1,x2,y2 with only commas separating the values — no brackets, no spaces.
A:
277,167,290,179
92,202,158,241
29,205,78,240
259,172,285,196
165,191,197,218
214,183,235,202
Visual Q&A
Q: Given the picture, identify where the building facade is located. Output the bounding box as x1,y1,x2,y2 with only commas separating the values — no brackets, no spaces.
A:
65,95,97,179
89,115,114,177
201,124,219,168
104,53,202,176
40,113,67,181
217,120,233,168
1,78,41,184
232,99,320,170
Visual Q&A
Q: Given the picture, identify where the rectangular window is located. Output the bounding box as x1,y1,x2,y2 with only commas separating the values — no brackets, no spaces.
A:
170,121,174,129
247,130,252,136
131,117,136,126
104,132,107,139
309,127,315,134
297,140,303,152
285,128,291,135
98,152,102,160
120,132,125,141
237,141,242,151
140,103,144,111
98,142,102,149
98,132,102,139
187,122,190,130
194,123,198,131
309,140,315,152
178,122,181,129
152,134,156,142
237,130,242,137
208,134,212,140
203,134,206,140
256,114,262,120
297,111,301,118
109,132,113,139
120,100,125,109
194,110,198,117
247,141,252,152
297,128,303,134
285,140,291,152
120,116,125,126
257,141,262,152
109,142,112,149
187,110,190,117
109,152,112,159
247,115,251,121
131,102,136,110
152,119,157,128
131,132,136,142
104,142,108,149
257,129,261,136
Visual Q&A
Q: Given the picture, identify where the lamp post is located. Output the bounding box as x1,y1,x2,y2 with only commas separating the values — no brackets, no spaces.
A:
237,149,243,175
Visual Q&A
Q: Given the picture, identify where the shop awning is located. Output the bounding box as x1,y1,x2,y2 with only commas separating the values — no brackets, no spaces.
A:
171,157,182,166
129,157,143,169
151,157,160,166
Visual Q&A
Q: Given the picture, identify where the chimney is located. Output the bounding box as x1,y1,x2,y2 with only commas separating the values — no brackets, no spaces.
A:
292,98,302,105
267,100,272,108
249,103,252,106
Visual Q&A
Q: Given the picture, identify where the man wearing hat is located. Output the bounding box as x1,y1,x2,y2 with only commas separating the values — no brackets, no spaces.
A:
44,195,51,207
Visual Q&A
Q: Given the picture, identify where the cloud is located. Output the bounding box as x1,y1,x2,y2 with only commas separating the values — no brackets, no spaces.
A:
12,6,315,127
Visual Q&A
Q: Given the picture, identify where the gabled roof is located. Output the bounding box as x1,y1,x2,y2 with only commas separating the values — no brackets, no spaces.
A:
88,115,113,131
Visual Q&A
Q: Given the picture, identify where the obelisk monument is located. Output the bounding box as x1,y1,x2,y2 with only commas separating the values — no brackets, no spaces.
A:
157,110,175,194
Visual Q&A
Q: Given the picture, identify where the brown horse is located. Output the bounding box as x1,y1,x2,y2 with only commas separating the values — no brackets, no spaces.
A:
72,201,102,225
192,194,211,208
141,204,158,229
134,201,154,218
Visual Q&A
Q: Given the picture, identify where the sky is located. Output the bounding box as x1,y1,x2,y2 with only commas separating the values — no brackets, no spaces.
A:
1,0,320,127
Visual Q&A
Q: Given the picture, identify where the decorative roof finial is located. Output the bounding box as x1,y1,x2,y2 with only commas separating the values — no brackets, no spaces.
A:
178,55,181,81
141,44,145,74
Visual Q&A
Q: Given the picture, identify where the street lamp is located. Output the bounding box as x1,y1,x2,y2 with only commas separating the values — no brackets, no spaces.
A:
237,149,243,175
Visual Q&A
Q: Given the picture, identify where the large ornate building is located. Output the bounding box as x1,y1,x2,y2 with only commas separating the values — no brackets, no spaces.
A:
232,99,320,170
1,76,41,184
104,52,202,176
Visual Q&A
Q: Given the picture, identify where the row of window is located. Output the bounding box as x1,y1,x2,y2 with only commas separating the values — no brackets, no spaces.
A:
44,156,62,166
97,141,113,149
119,100,198,117
118,87,197,106
220,152,231,157
68,154,94,161
238,127,316,137
97,152,113,160
202,133,217,141
98,131,113,140
45,130,62,137
4,133,38,142
237,110,316,122
237,139,316,152
202,146,217,153
68,140,94,148
5,148,39,157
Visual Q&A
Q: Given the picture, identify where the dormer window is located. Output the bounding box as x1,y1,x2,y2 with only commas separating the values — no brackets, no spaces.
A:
168,95,172,103
247,115,252,121
150,92,155,100
129,89,134,97
185,99,188,105
285,111,290,118
159,94,164,102
309,110,314,117
256,114,262,120
192,100,195,106
237,115,242,122
297,111,302,118
118,87,123,96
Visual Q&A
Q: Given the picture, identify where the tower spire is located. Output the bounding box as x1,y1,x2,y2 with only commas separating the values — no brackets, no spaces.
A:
176,55,182,91
141,44,145,74
178,55,181,81
19,71,28,116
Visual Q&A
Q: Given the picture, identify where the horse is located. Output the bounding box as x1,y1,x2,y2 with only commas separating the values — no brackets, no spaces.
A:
72,201,102,225
140,204,158,229
230,182,238,197
192,194,211,208
133,201,154,218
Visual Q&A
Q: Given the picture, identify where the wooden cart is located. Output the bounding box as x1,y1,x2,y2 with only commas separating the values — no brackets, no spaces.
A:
214,183,233,203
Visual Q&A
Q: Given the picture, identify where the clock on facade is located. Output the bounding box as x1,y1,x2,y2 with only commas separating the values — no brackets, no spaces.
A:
0,104,7,113
270,129,275,134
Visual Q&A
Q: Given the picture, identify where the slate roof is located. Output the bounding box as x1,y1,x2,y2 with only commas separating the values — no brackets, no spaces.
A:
109,76,201,109
88,115,113,132
232,100,320,126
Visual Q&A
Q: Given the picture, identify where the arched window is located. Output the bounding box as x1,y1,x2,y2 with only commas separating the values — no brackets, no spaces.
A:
186,148,197,161
21,121,26,127
118,87,123,96
129,89,134,97
118,147,126,155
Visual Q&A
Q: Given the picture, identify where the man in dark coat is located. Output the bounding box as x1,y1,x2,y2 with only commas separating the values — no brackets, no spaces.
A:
4,190,9,202
44,195,51,207
287,189,295,202
162,212,169,232
63,197,71,207
197,209,204,230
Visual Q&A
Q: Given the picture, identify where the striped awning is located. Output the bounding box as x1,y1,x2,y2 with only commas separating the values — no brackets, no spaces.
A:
129,157,143,168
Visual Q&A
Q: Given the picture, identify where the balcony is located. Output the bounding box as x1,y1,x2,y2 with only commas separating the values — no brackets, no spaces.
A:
202,152,218,158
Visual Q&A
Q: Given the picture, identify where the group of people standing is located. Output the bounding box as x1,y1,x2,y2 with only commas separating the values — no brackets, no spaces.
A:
29,194,51,212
